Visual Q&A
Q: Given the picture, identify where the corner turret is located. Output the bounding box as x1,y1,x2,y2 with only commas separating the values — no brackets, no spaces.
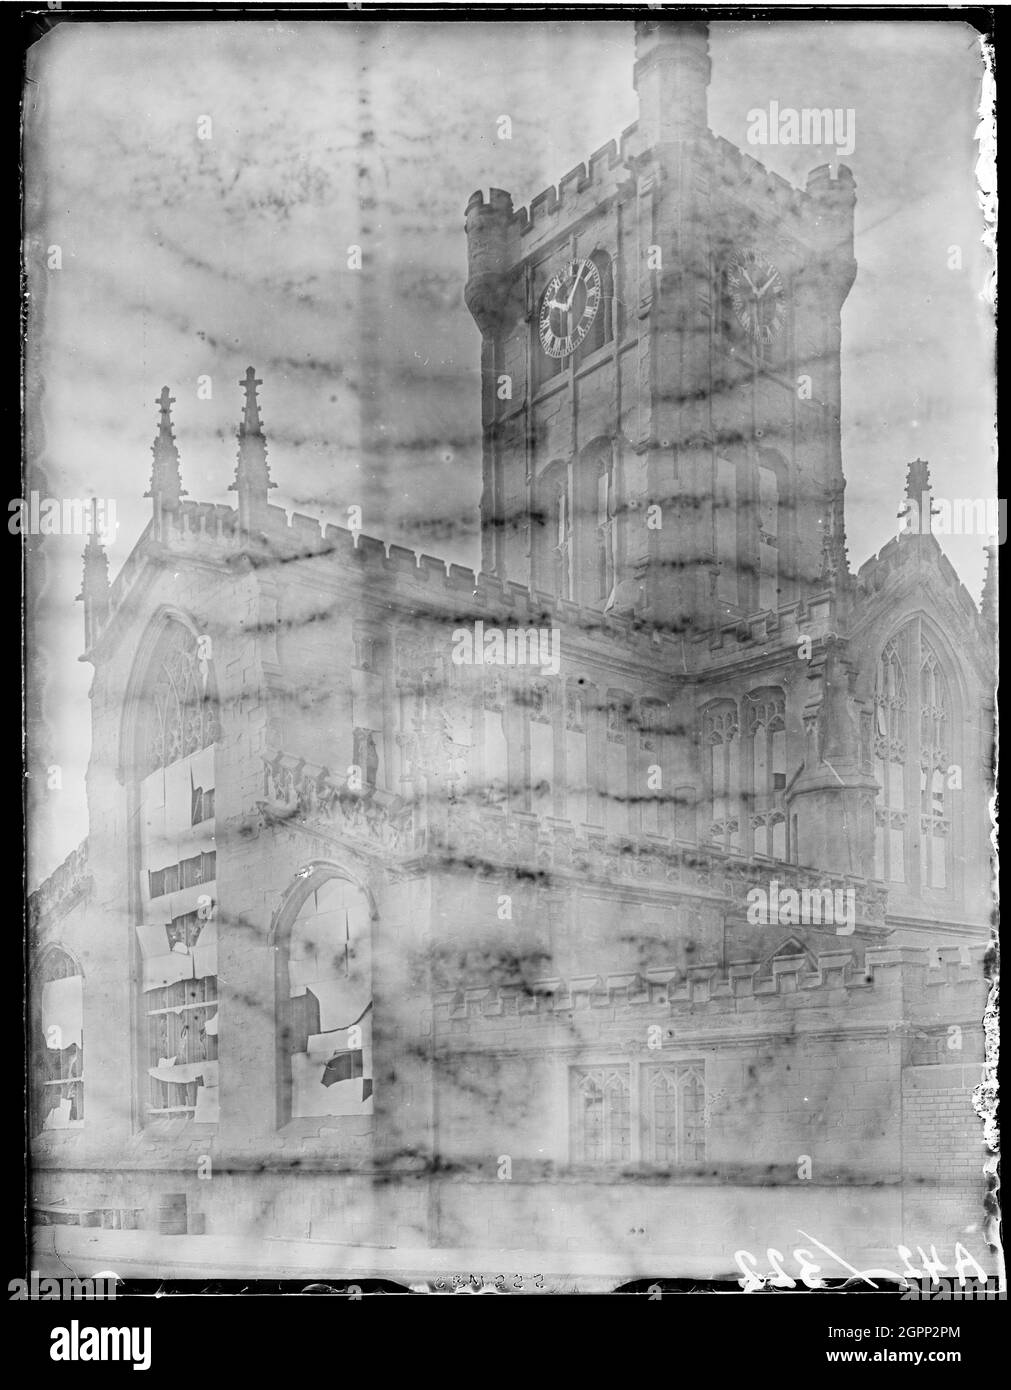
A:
633,19,710,147
464,189,523,339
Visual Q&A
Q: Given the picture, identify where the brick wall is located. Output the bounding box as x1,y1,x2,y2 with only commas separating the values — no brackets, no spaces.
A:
902,1063,988,1251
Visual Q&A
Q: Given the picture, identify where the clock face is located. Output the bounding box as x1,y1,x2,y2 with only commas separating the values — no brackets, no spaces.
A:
538,257,602,359
727,248,786,346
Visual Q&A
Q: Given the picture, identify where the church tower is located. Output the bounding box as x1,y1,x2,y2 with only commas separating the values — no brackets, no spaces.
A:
464,19,856,635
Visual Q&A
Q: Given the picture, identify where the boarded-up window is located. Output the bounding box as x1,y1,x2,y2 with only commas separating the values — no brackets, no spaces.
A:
280,874,373,1121
33,949,84,1132
135,621,220,1124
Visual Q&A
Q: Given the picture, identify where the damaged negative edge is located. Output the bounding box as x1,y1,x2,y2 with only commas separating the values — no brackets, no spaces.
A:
979,29,1001,1289
972,27,1001,1289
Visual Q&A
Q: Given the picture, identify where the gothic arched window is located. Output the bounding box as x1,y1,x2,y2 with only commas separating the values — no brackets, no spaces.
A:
873,637,908,883
715,457,739,607
275,869,373,1125
553,469,574,600
352,729,379,791
757,464,780,612
638,698,667,836
571,1067,630,1164
646,1063,706,1166
534,461,574,600
703,699,740,852
32,947,84,1133
605,689,630,834
746,687,788,860
595,450,618,605
135,620,220,1124
873,621,956,892
919,640,951,890
713,450,789,616
140,624,220,778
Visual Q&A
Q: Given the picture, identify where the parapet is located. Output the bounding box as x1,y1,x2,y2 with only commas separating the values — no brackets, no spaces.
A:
433,943,988,1031
28,840,90,928
855,528,990,641
504,124,639,245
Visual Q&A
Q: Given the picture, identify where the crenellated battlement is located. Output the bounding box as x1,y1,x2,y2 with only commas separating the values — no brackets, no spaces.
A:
93,483,695,668
433,943,988,1033
702,136,856,251
806,161,856,199
708,134,807,219
464,186,515,218
28,840,90,928
110,454,991,683
687,592,837,669
855,529,989,638
469,125,856,250
174,499,241,543
464,125,640,273
510,125,639,239
465,114,857,322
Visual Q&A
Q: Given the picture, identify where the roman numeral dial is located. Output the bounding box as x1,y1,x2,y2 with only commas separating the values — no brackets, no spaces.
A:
538,257,603,359
727,247,786,346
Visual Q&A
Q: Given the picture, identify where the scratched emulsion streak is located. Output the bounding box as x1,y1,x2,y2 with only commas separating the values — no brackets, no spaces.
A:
25,18,999,1294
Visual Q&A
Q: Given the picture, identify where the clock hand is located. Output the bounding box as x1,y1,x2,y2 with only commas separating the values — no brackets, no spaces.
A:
756,272,780,298
740,268,759,294
563,264,586,313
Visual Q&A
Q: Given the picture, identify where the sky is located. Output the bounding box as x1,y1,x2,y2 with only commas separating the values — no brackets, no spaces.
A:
24,16,994,887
